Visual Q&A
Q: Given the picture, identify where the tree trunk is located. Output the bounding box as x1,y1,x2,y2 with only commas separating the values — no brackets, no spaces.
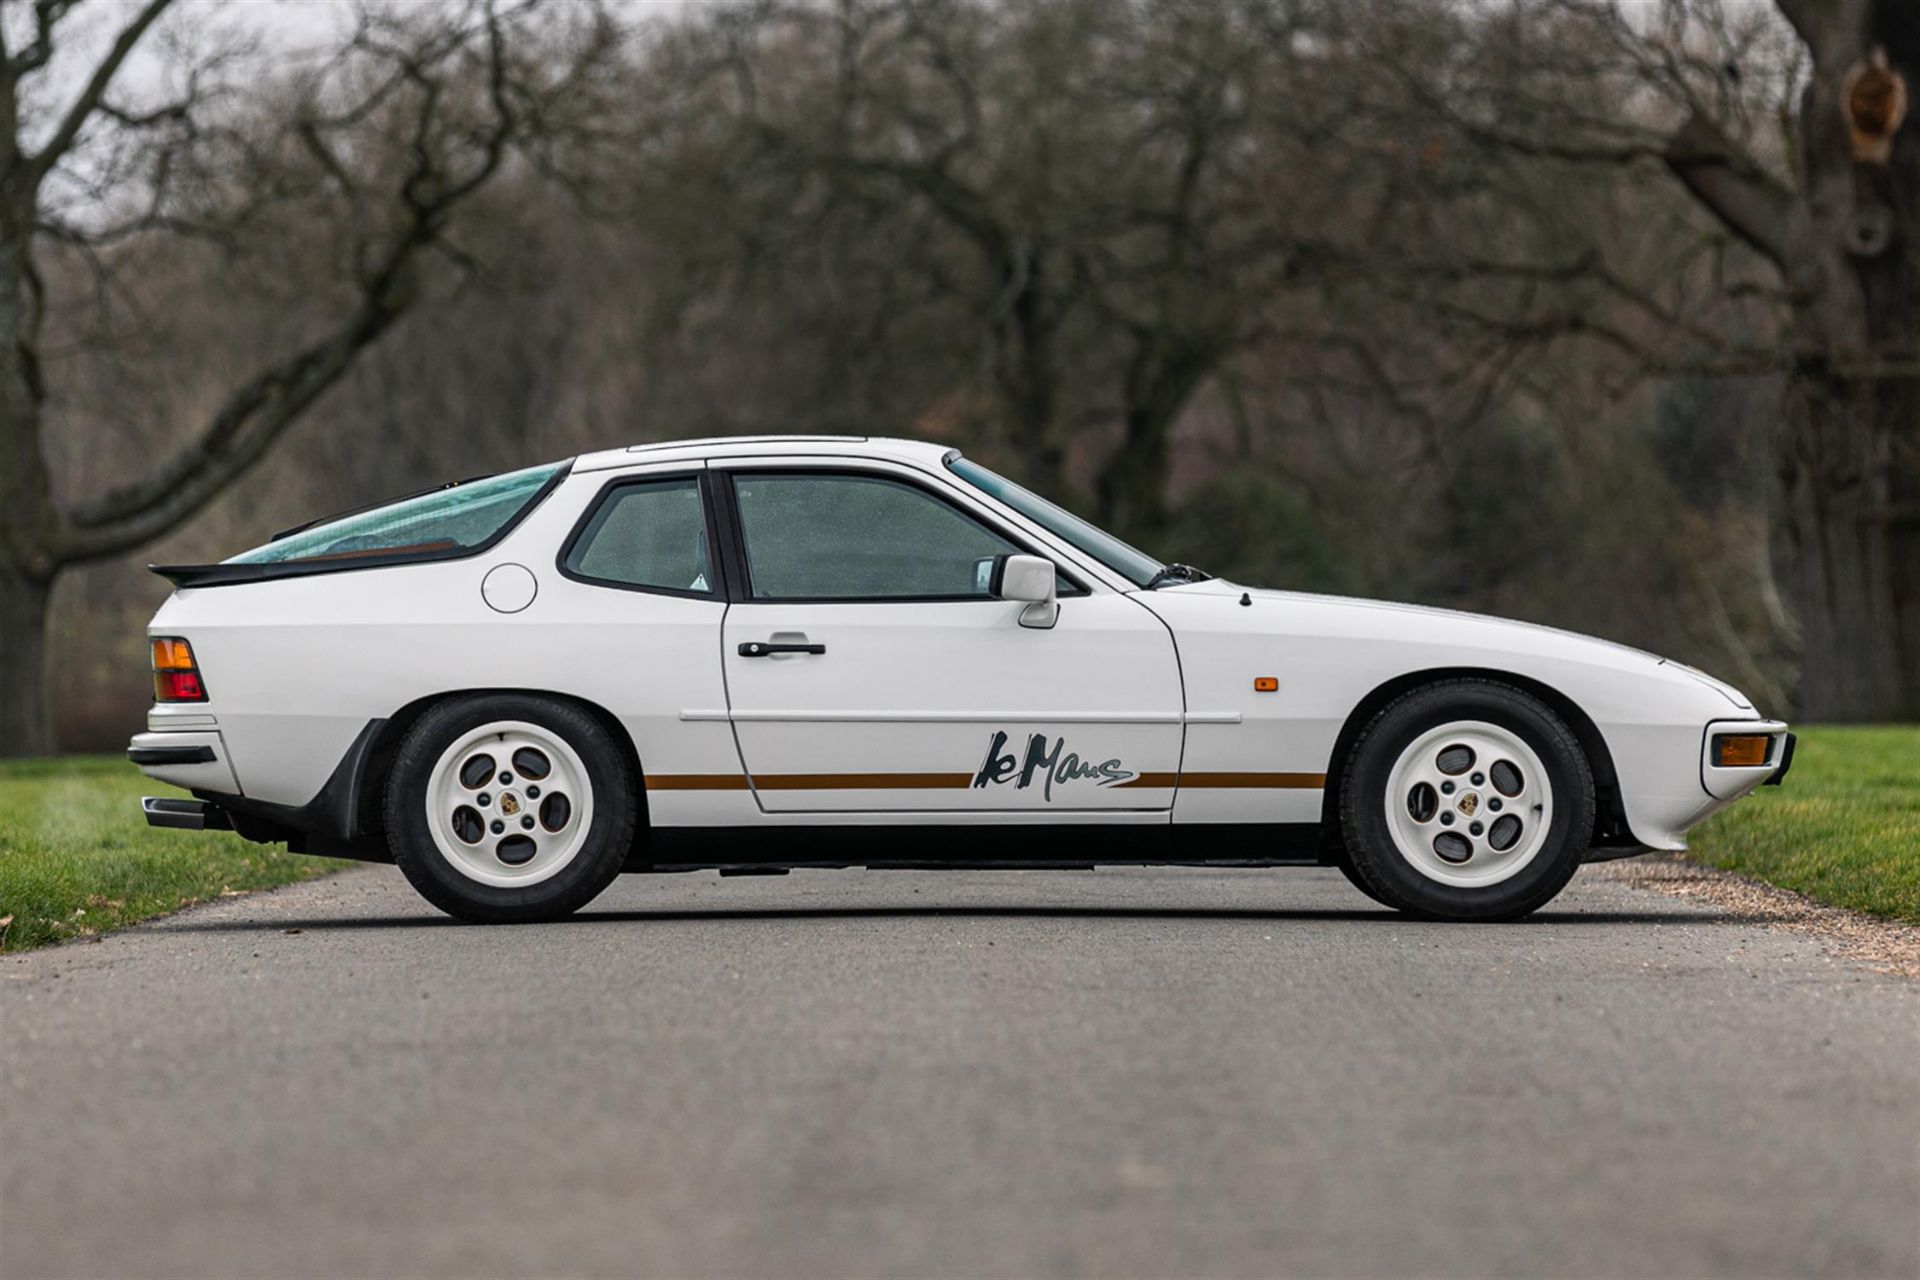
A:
1095,405,1172,536
0,213,59,758
1773,3,1920,720
1778,369,1920,721
0,568,54,756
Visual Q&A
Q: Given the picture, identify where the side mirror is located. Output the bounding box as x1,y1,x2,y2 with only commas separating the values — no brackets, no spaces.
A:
990,553,1059,630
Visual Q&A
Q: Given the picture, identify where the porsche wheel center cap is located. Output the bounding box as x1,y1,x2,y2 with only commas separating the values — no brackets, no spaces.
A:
1456,791,1480,818
500,792,522,817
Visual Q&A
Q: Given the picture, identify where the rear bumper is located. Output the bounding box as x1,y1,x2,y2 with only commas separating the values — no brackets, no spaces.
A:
128,729,240,794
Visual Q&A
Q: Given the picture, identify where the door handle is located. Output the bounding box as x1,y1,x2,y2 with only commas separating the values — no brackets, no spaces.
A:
738,641,826,657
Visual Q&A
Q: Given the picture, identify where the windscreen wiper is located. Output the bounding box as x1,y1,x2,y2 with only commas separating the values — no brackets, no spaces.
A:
1144,563,1212,589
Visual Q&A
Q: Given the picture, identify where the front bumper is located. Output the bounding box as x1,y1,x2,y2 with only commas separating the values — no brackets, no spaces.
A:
1700,719,1792,800
1764,732,1797,786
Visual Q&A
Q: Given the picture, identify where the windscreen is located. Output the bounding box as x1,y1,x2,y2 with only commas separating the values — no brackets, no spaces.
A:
225,462,564,566
945,455,1163,587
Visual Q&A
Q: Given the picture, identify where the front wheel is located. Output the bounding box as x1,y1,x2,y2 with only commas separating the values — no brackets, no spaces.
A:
1338,680,1594,920
384,694,637,923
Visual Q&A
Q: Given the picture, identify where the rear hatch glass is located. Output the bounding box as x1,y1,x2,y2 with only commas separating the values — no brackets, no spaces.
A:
226,462,565,566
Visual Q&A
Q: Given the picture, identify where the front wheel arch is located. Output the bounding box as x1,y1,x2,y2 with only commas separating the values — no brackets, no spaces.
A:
1318,668,1625,858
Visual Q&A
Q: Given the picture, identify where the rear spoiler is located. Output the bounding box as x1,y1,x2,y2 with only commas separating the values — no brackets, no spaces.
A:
149,561,297,589
152,539,463,589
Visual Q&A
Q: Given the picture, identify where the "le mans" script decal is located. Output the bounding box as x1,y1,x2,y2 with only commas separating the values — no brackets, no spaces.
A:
972,731,1136,801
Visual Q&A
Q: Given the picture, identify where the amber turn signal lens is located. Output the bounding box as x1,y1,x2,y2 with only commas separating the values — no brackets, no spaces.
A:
151,637,196,671
1253,677,1279,692
150,636,207,702
1713,734,1771,768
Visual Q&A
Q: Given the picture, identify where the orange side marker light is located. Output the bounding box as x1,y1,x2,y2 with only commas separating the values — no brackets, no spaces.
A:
1713,734,1771,768
1253,677,1279,693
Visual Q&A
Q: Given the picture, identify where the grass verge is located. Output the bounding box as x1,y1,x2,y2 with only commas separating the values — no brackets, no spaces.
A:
0,756,348,953
1684,725,1919,925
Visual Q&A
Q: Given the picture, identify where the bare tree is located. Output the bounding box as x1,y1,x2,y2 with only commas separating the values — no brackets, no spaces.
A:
653,0,1345,527
0,0,602,756
1368,0,1917,720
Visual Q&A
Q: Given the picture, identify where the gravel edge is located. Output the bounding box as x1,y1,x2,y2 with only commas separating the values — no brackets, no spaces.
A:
1595,853,1920,979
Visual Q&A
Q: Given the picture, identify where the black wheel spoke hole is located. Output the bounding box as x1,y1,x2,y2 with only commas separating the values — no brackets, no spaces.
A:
1489,759,1524,797
1407,782,1438,823
1487,814,1523,851
1435,744,1476,776
458,753,496,790
450,806,485,844
539,792,572,832
496,834,538,866
1432,831,1473,863
511,747,552,781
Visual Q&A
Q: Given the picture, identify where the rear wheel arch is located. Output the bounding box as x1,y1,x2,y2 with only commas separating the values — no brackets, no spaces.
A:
1317,668,1626,853
352,689,648,840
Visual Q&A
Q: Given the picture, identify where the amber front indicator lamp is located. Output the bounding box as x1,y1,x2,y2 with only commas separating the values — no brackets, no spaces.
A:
1713,734,1771,768
151,636,207,703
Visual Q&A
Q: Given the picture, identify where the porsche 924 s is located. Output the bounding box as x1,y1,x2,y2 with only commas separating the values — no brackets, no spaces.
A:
131,436,1792,922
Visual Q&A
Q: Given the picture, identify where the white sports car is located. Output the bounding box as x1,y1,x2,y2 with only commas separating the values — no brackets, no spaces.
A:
132,435,1793,922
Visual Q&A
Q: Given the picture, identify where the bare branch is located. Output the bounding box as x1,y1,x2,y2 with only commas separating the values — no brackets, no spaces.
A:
6,1,80,76
54,298,405,561
53,1,529,563
28,0,175,179
1662,107,1796,270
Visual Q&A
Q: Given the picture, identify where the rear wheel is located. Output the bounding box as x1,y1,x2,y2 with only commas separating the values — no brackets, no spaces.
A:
385,694,636,923
1338,680,1593,920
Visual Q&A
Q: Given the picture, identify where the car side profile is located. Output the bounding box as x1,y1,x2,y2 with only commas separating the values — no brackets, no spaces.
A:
131,435,1793,922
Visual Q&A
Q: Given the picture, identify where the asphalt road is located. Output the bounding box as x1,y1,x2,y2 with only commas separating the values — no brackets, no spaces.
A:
3,863,1917,1279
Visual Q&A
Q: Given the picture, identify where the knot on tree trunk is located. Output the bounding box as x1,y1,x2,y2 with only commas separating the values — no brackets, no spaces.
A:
1843,48,1908,165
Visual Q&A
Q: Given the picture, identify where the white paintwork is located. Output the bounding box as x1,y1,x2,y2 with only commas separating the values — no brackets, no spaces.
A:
721,593,1181,812
133,435,1787,856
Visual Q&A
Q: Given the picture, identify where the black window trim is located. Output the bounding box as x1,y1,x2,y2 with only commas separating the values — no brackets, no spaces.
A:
716,464,1093,605
150,460,575,590
554,468,732,602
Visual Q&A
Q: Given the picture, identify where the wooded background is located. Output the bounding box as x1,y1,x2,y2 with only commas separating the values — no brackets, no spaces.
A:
4,0,1915,754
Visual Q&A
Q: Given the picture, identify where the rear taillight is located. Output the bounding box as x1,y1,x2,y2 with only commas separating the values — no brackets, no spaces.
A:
151,636,208,703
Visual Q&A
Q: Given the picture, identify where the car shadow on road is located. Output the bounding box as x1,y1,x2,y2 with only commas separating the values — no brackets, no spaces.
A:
153,903,1740,934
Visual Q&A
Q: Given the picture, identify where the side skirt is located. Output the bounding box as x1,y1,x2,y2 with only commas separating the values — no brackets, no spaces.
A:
632,822,1326,873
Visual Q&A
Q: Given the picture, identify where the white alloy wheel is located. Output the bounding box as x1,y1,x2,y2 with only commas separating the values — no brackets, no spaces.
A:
425,720,596,888
1383,719,1554,888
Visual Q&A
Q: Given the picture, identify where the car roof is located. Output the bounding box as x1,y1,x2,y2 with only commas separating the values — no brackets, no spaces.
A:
571,435,958,473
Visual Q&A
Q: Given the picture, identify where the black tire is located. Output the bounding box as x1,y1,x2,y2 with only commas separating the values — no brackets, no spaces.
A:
1338,679,1594,921
1333,849,1395,907
384,693,637,923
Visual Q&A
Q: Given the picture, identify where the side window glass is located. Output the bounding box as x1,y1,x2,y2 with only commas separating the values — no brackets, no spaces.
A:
564,477,713,594
733,473,1021,601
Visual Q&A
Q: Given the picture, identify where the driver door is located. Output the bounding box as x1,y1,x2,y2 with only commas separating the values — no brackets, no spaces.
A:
716,460,1183,813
